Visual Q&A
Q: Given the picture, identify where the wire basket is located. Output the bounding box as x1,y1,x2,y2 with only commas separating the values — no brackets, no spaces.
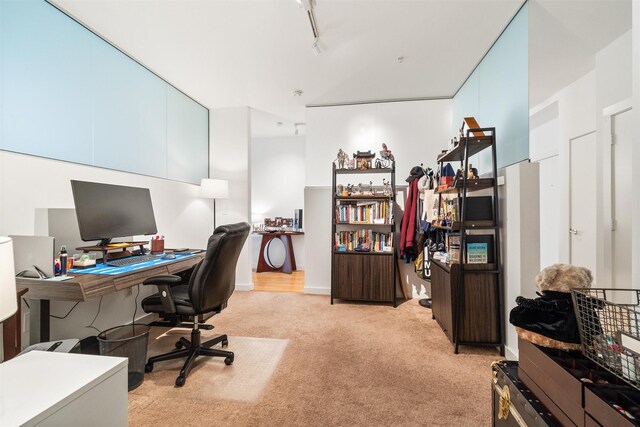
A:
572,288,640,391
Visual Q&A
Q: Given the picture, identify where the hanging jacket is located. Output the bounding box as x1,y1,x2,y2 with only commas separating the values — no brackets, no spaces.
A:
400,179,419,256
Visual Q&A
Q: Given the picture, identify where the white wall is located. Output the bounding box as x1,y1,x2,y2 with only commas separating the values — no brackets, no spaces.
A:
210,107,252,290
305,99,452,187
250,135,305,269
634,0,640,289
500,161,541,360
529,30,632,287
0,150,211,344
303,99,452,295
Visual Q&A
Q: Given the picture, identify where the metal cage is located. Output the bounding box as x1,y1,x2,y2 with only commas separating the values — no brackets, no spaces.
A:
572,288,640,391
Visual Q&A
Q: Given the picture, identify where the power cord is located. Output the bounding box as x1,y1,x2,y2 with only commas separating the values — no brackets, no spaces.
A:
50,302,80,319
87,296,104,334
132,285,140,325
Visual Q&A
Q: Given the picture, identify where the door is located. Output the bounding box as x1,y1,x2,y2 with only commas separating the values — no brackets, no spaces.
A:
569,132,597,272
612,108,633,289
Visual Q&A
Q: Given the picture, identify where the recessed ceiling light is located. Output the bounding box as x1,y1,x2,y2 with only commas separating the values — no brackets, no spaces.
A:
397,56,405,64
276,122,283,127
293,89,304,97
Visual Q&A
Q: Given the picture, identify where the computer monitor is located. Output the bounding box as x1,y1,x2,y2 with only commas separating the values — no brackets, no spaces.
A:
70,180,158,246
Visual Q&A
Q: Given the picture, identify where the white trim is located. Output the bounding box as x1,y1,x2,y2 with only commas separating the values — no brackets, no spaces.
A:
602,98,633,117
303,286,331,295
504,345,518,361
235,283,254,292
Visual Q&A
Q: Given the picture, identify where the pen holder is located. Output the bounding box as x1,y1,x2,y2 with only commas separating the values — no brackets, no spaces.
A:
150,239,165,254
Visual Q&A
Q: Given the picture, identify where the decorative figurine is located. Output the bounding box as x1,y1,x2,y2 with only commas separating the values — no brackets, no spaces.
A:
335,149,348,169
380,143,394,161
382,178,392,196
468,164,479,179
353,150,375,169
337,184,344,196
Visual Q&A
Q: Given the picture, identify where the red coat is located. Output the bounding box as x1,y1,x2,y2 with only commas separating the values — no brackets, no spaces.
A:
400,179,419,256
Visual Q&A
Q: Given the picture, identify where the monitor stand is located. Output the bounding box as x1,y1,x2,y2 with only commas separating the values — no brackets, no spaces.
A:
76,241,148,262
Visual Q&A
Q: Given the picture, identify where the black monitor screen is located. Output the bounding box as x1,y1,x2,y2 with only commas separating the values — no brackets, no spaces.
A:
71,180,158,245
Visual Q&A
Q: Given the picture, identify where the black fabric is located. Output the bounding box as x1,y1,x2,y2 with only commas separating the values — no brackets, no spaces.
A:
509,291,581,344
141,222,250,317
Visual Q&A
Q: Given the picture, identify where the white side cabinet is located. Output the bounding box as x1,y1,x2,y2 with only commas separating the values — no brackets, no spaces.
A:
0,351,128,426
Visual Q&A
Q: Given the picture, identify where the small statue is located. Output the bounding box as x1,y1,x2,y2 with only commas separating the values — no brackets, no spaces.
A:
336,184,344,196
346,184,354,195
468,164,479,179
335,149,348,169
382,178,392,196
380,143,394,162
357,158,369,170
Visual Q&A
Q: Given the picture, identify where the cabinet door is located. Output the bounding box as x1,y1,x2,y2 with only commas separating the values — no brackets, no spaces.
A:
332,254,364,300
431,261,453,342
362,254,393,302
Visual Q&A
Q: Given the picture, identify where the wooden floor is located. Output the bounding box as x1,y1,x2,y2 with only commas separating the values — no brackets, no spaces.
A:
252,270,304,293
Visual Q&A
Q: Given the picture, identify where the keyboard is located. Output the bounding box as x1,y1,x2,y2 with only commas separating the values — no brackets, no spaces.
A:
106,254,158,267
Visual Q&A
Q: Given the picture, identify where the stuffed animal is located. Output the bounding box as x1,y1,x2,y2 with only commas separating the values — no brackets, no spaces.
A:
510,264,593,351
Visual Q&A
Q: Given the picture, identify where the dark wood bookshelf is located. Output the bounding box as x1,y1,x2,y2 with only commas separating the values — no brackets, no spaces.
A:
435,178,495,194
334,167,393,175
437,135,494,162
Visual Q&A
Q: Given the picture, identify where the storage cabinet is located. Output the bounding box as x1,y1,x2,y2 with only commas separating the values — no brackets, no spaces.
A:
428,127,504,354
330,162,396,306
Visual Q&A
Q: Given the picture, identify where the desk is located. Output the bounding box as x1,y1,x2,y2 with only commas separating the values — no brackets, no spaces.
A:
254,231,303,274
0,351,128,426
2,288,28,361
16,253,204,342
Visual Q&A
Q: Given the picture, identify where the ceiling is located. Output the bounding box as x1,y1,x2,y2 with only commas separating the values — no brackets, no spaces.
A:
52,0,523,136
529,0,631,107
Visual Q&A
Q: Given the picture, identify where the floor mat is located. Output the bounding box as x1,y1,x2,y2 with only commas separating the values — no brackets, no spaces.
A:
134,330,288,403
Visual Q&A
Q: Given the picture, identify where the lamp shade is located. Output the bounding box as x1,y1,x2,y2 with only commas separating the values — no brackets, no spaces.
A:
0,236,17,323
200,179,229,199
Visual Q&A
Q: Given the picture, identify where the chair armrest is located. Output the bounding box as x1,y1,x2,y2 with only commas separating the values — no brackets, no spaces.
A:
143,275,183,286
143,275,183,314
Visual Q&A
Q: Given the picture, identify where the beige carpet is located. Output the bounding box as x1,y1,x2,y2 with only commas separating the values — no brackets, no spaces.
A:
141,332,288,402
130,292,502,426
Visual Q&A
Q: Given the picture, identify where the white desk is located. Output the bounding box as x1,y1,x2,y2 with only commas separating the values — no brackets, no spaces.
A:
0,351,128,426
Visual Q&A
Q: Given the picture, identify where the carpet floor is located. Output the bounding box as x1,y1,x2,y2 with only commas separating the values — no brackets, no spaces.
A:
129,292,502,426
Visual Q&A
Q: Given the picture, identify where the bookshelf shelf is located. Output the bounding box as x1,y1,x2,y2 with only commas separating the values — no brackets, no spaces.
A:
331,162,396,306
428,127,504,356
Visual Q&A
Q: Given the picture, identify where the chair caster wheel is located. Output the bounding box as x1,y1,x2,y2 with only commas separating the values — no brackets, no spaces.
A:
175,376,186,387
145,363,153,373
224,356,234,366
221,339,229,347
175,341,183,349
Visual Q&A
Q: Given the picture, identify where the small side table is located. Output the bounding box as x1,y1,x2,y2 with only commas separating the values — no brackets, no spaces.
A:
254,231,304,274
2,288,28,361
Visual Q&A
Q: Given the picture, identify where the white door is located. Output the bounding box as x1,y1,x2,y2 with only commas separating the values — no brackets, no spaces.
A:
612,108,633,289
570,132,597,272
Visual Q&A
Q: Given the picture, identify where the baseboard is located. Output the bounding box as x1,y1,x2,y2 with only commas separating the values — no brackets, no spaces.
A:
505,344,518,361
132,312,156,324
235,283,254,292
304,286,330,295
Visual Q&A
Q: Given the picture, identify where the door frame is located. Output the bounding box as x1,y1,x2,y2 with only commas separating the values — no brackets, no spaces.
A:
602,98,633,287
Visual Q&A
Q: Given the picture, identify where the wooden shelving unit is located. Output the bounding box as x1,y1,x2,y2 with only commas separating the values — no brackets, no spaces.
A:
330,162,396,306
428,127,504,355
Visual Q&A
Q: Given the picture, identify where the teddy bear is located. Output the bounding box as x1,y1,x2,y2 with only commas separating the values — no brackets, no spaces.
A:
510,263,593,351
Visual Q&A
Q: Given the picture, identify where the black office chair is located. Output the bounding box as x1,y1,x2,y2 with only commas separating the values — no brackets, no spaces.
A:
141,222,250,387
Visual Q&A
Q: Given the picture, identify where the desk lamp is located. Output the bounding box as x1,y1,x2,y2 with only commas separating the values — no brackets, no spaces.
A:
0,237,17,323
200,179,229,230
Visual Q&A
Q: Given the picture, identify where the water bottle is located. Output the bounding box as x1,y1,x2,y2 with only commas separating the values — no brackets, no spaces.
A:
60,245,68,276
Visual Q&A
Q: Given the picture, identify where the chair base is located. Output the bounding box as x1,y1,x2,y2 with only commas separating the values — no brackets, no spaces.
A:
145,328,234,387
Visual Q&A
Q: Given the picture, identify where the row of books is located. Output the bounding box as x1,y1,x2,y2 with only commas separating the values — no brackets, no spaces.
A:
334,230,394,253
335,200,392,224
445,233,491,264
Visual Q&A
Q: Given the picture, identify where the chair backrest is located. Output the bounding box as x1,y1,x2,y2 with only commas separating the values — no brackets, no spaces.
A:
188,222,250,314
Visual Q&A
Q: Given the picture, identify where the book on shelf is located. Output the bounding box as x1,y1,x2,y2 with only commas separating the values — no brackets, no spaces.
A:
466,242,488,264
334,230,393,253
335,199,392,224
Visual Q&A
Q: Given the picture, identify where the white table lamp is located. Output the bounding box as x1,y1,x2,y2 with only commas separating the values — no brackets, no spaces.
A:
200,179,229,230
0,236,18,323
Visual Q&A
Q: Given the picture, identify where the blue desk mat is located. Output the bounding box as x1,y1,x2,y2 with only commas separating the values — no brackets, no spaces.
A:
69,253,196,276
